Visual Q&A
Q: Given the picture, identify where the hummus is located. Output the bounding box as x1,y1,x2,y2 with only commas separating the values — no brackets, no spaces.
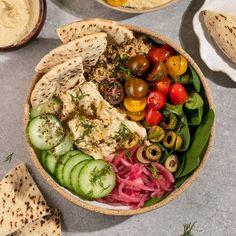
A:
124,0,172,9
0,0,40,47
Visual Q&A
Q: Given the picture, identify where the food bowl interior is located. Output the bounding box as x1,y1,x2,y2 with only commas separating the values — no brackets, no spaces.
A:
25,25,215,216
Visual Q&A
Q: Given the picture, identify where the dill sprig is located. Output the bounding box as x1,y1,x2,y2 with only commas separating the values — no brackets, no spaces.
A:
3,153,14,163
70,88,89,102
180,222,196,236
112,123,132,140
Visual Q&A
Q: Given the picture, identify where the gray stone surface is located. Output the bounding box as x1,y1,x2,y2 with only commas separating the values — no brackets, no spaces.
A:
0,0,236,235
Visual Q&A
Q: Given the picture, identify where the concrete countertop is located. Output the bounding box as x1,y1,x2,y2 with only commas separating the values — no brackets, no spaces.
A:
0,0,236,235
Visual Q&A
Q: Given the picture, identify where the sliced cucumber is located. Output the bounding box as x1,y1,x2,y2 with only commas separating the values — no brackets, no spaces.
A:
41,151,48,168
30,97,62,119
46,153,59,175
55,150,81,186
27,114,64,150
71,160,91,196
78,160,116,199
63,153,92,190
50,132,74,156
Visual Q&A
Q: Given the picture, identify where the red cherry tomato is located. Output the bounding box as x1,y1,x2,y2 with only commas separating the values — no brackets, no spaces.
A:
169,83,188,105
155,77,171,96
147,47,171,64
147,90,166,110
145,108,163,125
162,44,175,56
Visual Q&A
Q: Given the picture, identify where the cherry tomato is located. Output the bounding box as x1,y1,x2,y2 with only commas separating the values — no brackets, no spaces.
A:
125,78,148,99
148,47,171,64
169,83,188,105
166,55,188,78
147,90,166,110
127,55,150,76
145,108,163,126
147,62,168,82
162,44,175,56
107,0,128,6
124,97,146,113
126,110,146,121
155,77,171,96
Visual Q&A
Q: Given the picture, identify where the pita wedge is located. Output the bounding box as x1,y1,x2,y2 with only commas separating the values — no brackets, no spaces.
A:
202,10,236,64
35,32,107,73
0,164,50,236
31,56,85,107
56,19,134,45
15,208,61,236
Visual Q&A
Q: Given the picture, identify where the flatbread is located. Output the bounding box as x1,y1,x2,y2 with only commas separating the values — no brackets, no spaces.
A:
31,56,85,107
56,19,133,45
0,164,50,236
202,10,236,64
35,32,107,73
14,208,61,236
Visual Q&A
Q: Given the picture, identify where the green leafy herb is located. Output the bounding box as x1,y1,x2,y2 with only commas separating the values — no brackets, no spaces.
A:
180,222,196,236
116,56,132,76
148,163,159,179
164,103,183,116
188,106,203,126
189,64,201,93
75,116,94,143
112,123,132,140
3,153,14,163
185,91,204,110
71,88,89,102
125,149,132,159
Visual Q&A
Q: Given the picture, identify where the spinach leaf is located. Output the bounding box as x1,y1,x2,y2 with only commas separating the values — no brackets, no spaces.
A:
188,106,203,126
177,114,190,152
164,103,183,116
144,192,171,207
159,148,173,163
189,64,201,93
175,154,186,178
178,156,200,178
175,174,191,188
185,91,204,110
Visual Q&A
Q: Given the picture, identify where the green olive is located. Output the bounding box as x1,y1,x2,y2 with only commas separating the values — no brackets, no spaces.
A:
123,134,140,149
144,144,162,161
148,126,165,143
175,135,183,151
160,113,178,130
163,131,177,149
164,155,179,172
137,146,151,164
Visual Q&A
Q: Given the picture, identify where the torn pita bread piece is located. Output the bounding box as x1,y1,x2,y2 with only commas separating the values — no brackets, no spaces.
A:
35,32,108,73
14,208,61,236
56,18,134,45
31,56,85,107
0,164,50,236
202,10,236,64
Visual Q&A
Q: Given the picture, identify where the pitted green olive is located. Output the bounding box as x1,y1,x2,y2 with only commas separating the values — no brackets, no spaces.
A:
163,131,177,149
137,146,151,164
148,126,165,143
160,113,178,130
164,155,179,172
144,144,162,161
123,134,139,149
175,135,183,151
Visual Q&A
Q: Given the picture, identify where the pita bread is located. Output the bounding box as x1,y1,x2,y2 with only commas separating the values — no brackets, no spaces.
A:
56,19,134,45
31,56,85,107
14,208,61,236
202,10,236,64
35,32,107,73
0,164,50,236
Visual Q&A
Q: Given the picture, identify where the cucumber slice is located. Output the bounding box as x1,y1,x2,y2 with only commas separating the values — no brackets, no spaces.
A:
63,153,92,190
50,132,74,156
71,160,91,196
55,150,81,186
41,151,48,168
78,160,116,199
46,153,59,175
27,114,64,150
30,97,62,119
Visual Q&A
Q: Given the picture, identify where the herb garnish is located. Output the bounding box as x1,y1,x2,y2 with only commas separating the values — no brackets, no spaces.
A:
75,116,94,143
116,56,132,76
180,222,196,236
148,163,159,179
3,153,14,163
125,149,132,159
71,88,89,102
112,123,132,141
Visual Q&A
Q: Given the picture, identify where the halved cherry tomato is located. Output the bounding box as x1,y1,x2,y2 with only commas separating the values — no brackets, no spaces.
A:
125,78,148,99
145,108,163,126
162,44,175,56
147,90,166,110
107,0,128,6
147,62,168,82
147,47,171,64
124,97,146,113
155,77,171,96
166,55,188,78
126,110,146,121
169,83,188,105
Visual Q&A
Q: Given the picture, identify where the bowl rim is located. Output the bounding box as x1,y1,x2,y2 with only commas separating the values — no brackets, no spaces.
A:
24,23,215,216
0,0,47,52
95,0,179,13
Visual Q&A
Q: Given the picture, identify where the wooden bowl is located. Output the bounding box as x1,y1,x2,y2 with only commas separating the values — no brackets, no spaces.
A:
24,24,215,216
96,0,179,13
0,0,47,52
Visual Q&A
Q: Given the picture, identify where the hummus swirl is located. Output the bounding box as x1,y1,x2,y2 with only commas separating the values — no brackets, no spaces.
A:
124,0,172,9
0,0,40,47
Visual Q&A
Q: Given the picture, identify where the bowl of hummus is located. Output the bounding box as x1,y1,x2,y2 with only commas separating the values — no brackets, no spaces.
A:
0,0,47,51
96,0,179,13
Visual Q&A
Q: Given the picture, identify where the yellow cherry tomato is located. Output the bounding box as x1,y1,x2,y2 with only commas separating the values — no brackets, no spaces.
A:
124,97,146,113
107,0,128,6
126,110,146,121
165,55,188,78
